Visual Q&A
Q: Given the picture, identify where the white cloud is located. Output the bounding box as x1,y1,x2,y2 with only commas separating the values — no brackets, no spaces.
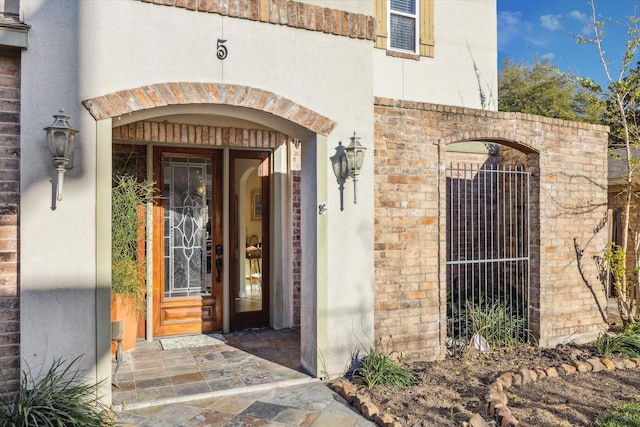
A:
569,10,588,22
540,14,562,31
498,11,524,49
540,52,555,61
568,9,592,35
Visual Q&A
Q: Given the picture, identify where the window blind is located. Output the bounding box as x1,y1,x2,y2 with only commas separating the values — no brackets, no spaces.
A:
390,14,416,51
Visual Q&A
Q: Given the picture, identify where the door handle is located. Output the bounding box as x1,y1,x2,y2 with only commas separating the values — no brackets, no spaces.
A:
215,258,222,282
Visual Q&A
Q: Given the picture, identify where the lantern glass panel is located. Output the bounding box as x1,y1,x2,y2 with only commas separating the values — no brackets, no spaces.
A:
66,133,77,158
355,148,365,170
345,149,356,173
53,131,68,157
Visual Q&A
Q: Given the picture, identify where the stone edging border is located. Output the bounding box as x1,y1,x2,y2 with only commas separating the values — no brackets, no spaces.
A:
464,355,640,427
328,379,403,427
328,354,640,427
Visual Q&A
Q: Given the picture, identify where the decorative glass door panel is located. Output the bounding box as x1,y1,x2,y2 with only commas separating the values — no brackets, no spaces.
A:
153,149,222,336
164,158,212,298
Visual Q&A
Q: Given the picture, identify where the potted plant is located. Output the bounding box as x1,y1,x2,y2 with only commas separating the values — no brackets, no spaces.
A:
111,175,155,353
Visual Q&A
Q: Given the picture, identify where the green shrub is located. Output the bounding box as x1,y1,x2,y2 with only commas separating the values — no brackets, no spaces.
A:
0,357,113,426
597,332,640,358
596,402,640,427
624,323,640,335
355,349,419,390
111,176,156,314
462,299,529,348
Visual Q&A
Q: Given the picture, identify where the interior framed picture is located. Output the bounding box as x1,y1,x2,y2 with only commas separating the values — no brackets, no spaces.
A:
252,191,262,220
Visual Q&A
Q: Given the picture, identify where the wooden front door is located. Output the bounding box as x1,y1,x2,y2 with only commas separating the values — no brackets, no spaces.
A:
152,147,223,336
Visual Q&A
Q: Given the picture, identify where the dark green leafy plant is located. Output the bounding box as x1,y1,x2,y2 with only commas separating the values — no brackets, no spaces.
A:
0,356,113,426
596,402,640,427
355,348,419,390
596,332,640,358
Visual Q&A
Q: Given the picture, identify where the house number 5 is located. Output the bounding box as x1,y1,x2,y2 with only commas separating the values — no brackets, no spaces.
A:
217,39,228,60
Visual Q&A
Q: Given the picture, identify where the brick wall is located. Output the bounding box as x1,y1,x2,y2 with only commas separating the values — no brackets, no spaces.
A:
374,98,610,360
0,54,20,396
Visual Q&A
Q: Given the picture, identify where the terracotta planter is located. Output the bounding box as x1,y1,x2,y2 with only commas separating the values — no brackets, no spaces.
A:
111,294,139,354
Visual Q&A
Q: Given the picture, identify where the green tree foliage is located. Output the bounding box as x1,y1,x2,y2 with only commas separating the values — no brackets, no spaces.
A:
604,62,640,148
498,57,605,124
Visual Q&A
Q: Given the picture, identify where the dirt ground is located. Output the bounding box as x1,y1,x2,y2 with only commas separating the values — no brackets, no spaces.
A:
346,344,640,426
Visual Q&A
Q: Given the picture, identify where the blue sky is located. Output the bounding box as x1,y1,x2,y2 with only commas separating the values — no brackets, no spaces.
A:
497,0,640,89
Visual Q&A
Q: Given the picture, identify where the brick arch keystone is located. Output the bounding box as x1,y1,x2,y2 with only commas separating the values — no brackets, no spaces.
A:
82,83,337,135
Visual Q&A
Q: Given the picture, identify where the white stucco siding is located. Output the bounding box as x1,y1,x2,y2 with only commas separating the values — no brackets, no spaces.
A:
20,0,375,383
373,0,497,110
67,2,372,136
20,2,98,378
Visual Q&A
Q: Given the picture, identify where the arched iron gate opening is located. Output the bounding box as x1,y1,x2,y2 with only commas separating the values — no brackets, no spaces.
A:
446,162,530,354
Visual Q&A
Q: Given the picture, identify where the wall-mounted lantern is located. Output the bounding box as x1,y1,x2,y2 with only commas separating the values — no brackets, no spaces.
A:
44,110,78,202
340,131,366,204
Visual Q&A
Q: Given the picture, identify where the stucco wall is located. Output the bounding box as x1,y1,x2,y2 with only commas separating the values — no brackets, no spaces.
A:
373,0,498,110
374,98,609,360
20,0,375,388
20,1,99,381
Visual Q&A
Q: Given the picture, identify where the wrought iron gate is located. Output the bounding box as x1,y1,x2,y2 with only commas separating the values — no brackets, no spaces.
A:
446,163,530,353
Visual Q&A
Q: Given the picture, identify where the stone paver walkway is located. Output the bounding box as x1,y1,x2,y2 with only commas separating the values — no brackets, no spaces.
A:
112,328,374,426
115,380,374,426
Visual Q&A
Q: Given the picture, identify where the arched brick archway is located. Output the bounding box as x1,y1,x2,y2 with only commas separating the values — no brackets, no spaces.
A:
373,97,609,360
82,82,337,135
443,134,541,356
88,83,338,386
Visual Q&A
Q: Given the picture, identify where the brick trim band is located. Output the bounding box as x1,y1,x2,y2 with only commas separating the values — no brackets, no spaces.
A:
374,97,609,132
82,83,337,135
140,0,375,41
114,121,287,149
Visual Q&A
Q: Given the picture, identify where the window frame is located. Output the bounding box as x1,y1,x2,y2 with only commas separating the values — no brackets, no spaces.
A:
375,0,434,58
388,0,419,54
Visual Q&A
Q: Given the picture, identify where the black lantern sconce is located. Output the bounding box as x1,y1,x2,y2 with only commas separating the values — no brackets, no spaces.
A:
340,131,366,204
44,110,78,202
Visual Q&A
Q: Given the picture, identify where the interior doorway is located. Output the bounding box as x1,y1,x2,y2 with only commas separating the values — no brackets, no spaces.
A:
229,150,270,330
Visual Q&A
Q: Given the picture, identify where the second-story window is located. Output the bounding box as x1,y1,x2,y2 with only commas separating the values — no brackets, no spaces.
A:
375,0,434,58
389,0,418,53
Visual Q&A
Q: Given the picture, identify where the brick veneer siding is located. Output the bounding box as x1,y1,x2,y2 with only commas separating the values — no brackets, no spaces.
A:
0,55,20,396
139,0,375,41
374,98,610,360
